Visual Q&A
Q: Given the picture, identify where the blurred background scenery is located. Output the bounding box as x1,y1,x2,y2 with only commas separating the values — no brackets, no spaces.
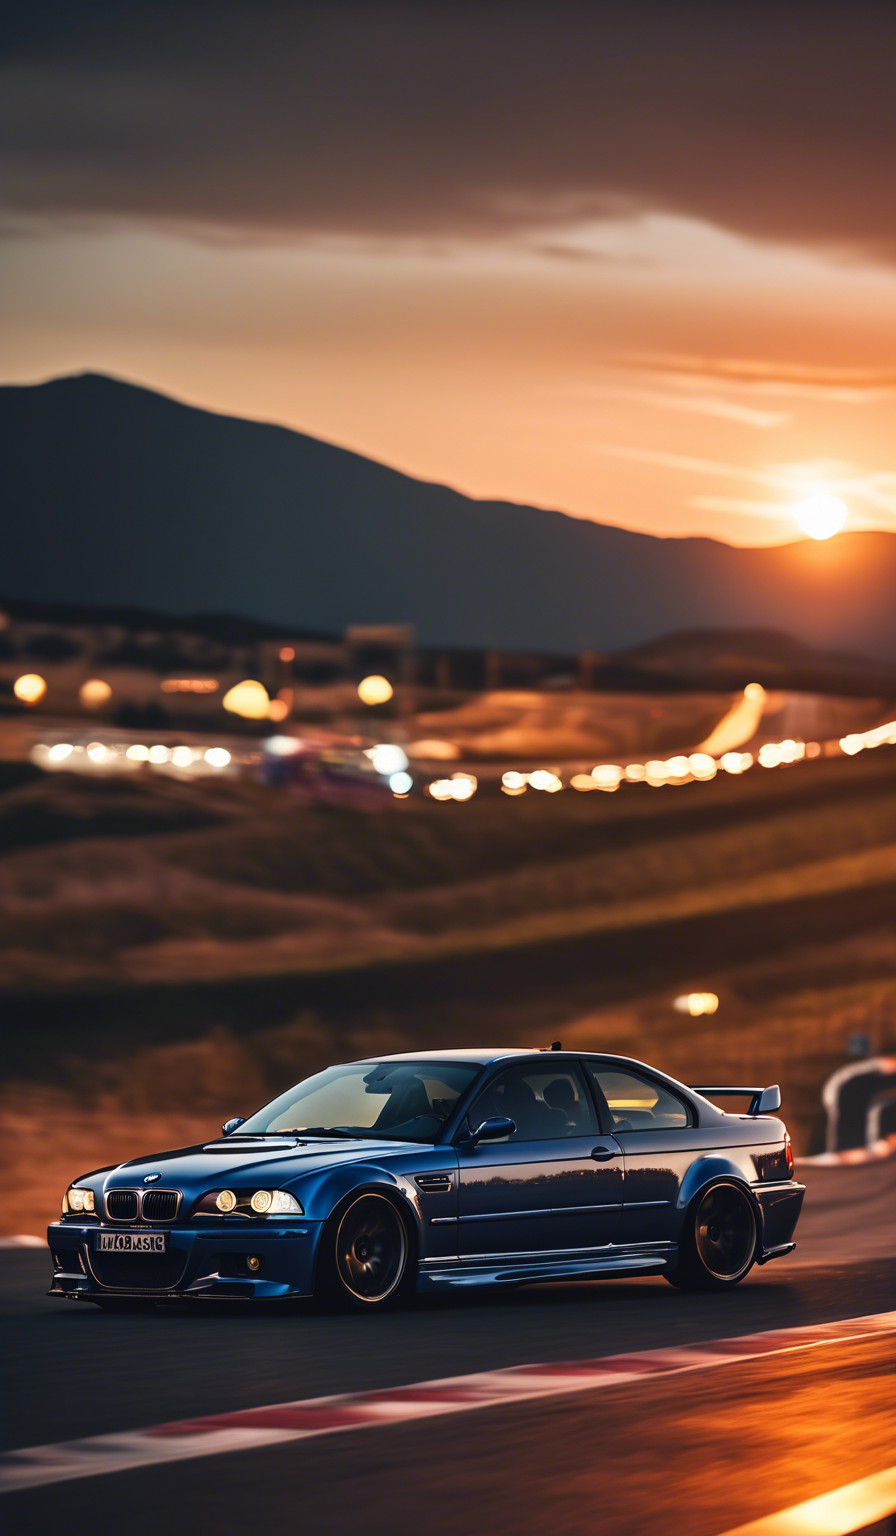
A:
3,0,896,1238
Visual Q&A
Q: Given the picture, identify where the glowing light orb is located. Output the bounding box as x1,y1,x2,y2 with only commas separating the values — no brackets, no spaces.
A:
794,493,848,541
369,743,408,776
204,747,231,769
407,739,460,761
79,678,112,709
357,674,393,706
223,679,270,719
14,673,47,705
673,992,719,1018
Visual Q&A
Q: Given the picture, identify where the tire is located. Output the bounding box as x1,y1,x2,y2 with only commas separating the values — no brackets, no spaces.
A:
318,1193,415,1311
665,1181,758,1292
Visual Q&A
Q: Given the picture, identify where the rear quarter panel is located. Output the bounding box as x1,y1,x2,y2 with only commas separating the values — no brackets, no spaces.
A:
616,1115,786,1243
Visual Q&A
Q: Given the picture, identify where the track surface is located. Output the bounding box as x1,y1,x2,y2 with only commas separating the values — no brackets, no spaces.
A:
2,1163,894,1535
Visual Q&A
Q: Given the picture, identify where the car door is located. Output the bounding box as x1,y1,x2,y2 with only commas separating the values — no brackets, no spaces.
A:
454,1061,624,1259
585,1061,697,1244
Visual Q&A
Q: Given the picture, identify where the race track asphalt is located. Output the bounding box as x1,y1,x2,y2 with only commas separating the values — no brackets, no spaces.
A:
2,1161,894,1536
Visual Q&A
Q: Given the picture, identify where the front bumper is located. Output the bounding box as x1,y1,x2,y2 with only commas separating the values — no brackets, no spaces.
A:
754,1180,806,1262
47,1219,323,1301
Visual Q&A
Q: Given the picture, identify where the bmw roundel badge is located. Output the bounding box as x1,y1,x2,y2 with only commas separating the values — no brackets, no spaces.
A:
143,1172,161,1183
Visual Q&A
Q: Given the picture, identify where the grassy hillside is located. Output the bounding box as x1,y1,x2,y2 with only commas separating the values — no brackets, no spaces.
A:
3,748,896,1231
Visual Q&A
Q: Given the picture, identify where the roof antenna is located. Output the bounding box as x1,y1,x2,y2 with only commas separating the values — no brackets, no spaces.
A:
550,1040,562,1051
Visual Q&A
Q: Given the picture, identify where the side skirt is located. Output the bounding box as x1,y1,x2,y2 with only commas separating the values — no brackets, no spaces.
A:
416,1242,677,1292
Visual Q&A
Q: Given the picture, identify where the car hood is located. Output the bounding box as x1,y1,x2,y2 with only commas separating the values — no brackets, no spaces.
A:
100,1136,434,1194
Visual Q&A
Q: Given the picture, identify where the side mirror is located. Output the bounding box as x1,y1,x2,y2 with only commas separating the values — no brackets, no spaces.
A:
222,1116,246,1137
470,1116,516,1145
755,1086,782,1115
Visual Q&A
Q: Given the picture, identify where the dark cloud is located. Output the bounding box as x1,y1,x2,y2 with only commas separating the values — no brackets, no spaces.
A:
3,0,896,253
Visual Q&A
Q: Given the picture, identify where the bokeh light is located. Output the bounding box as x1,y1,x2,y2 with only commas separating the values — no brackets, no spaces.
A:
223,680,270,719
357,675,393,706
79,678,112,709
204,747,231,769
674,992,720,1017
369,743,408,776
14,673,47,705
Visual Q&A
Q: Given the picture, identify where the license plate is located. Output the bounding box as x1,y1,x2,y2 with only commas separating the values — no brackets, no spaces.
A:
96,1232,167,1253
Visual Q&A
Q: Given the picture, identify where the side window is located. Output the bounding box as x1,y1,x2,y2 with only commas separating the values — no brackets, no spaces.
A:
589,1066,692,1132
469,1065,597,1142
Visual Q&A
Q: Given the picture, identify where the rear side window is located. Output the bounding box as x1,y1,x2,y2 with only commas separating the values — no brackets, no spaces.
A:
588,1066,692,1132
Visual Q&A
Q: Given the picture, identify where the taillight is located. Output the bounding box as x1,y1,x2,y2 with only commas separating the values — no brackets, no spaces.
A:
784,1133,794,1176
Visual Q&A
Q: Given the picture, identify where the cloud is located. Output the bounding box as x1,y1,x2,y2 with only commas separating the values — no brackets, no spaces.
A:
583,381,787,429
690,496,796,522
615,353,896,399
595,445,784,486
600,445,896,525
3,1,896,258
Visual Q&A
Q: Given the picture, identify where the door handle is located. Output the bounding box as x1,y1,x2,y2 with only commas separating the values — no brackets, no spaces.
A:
590,1146,618,1161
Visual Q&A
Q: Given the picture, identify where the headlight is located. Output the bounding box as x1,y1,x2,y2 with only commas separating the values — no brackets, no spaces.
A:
63,1187,95,1215
201,1188,303,1216
270,1190,302,1215
253,1189,302,1215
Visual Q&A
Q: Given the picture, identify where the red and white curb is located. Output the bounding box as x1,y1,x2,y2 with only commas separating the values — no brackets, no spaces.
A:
2,1310,894,1495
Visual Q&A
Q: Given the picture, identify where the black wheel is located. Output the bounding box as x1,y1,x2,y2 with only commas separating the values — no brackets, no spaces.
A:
665,1181,757,1291
322,1194,413,1310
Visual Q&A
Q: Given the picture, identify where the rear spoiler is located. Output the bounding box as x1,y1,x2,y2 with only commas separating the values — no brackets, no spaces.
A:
691,1084,782,1116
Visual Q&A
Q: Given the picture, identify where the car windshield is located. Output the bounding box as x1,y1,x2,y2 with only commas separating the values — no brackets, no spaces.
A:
239,1060,483,1143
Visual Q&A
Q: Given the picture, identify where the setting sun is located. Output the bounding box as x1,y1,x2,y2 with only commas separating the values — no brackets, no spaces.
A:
793,493,849,541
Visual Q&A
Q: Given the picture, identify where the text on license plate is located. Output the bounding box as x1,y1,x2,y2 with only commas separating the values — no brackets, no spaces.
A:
96,1232,167,1253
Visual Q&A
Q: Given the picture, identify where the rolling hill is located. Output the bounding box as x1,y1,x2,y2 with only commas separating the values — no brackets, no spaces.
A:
3,372,896,660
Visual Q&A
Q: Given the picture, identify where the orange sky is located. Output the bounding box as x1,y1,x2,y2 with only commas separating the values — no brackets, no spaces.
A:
3,2,896,547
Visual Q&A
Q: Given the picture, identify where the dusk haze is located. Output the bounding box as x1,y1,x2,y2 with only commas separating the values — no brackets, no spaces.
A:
2,7,895,1536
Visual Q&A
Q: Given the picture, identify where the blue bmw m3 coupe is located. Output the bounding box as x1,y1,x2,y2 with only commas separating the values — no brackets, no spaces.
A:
48,1048,804,1309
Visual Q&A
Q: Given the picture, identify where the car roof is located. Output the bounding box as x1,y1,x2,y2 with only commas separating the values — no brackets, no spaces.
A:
355,1048,537,1065
352,1048,666,1069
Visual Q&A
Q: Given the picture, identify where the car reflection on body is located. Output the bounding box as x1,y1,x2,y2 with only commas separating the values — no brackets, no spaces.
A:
48,1048,805,1310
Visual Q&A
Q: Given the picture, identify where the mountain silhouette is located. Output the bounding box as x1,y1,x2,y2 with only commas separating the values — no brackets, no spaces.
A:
3,372,896,660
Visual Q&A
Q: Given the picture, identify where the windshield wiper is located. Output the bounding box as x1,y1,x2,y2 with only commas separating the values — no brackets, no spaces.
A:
220,1131,299,1139
288,1126,362,1139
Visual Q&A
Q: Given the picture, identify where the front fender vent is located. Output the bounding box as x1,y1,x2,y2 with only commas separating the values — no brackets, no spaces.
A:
414,1173,453,1194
